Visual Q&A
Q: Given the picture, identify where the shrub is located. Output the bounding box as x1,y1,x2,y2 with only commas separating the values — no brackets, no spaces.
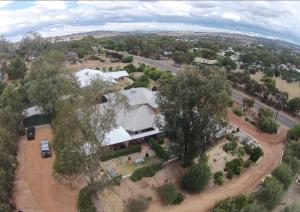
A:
283,204,300,212
181,162,211,192
126,195,150,212
77,184,97,212
234,107,244,116
157,183,184,205
149,139,169,161
243,97,255,108
124,64,137,73
236,146,246,157
124,84,133,90
199,153,208,163
240,201,267,212
272,163,294,190
255,177,284,210
227,99,233,107
288,123,300,141
226,171,233,179
249,147,263,162
213,194,252,212
214,171,224,185
243,160,251,168
130,163,162,182
158,137,164,145
130,75,150,88
174,192,185,204
226,133,235,142
225,158,243,176
54,145,83,175
122,56,133,63
258,108,274,118
289,157,300,174
258,116,278,134
223,140,238,152
112,174,122,186
100,145,141,161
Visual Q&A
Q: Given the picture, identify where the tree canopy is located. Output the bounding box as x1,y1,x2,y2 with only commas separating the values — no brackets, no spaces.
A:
157,67,231,164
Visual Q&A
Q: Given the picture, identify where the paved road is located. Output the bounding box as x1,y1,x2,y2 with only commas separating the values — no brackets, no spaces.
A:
126,53,299,128
232,89,298,128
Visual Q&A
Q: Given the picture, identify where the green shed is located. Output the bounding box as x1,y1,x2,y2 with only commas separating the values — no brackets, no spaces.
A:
23,106,50,127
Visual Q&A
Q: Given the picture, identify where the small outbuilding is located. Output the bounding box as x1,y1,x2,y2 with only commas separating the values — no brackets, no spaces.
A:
23,106,50,127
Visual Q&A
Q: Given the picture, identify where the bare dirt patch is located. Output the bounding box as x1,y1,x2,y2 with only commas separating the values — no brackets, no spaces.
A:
147,111,287,212
66,55,130,73
207,139,248,174
13,125,80,212
99,162,184,212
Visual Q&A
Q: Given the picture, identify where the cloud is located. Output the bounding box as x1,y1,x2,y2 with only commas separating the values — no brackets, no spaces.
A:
0,1,12,9
222,12,241,22
1,1,300,44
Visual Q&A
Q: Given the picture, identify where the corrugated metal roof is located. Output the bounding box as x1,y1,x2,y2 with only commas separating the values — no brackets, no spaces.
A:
75,69,129,87
24,106,44,117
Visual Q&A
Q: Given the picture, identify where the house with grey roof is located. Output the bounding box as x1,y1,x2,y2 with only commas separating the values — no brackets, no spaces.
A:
98,87,162,147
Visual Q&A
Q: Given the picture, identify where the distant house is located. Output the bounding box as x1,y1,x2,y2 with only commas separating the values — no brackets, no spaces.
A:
98,87,162,148
23,106,51,127
192,57,217,65
75,69,129,88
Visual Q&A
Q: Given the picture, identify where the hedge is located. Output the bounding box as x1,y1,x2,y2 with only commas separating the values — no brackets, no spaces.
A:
130,163,162,182
149,139,169,161
100,145,141,161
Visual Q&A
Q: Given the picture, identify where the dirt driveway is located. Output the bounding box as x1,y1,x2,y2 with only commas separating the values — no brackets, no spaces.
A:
147,111,287,212
13,125,79,212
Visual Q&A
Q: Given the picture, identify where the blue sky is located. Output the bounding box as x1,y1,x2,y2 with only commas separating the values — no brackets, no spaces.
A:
1,1,300,44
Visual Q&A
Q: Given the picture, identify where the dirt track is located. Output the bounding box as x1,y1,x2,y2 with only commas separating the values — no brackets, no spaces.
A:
148,110,287,212
13,125,79,212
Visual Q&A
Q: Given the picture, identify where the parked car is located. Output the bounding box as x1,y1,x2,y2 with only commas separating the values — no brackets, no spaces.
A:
40,139,51,158
27,127,35,140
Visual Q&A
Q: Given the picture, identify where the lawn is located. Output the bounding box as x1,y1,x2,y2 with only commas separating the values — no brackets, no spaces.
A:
115,156,161,176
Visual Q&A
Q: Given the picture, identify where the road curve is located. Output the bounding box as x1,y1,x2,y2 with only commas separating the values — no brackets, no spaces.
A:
148,111,287,212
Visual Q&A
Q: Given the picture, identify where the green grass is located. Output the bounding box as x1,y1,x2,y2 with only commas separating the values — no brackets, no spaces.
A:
115,156,160,176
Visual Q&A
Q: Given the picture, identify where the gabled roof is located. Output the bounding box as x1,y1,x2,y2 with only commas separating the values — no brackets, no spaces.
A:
116,104,158,132
121,87,158,109
103,126,132,146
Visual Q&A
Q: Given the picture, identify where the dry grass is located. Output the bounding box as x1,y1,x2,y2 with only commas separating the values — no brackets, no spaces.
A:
251,71,300,99
65,54,130,73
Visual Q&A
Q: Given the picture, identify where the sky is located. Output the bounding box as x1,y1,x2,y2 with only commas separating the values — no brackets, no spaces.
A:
1,1,300,44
